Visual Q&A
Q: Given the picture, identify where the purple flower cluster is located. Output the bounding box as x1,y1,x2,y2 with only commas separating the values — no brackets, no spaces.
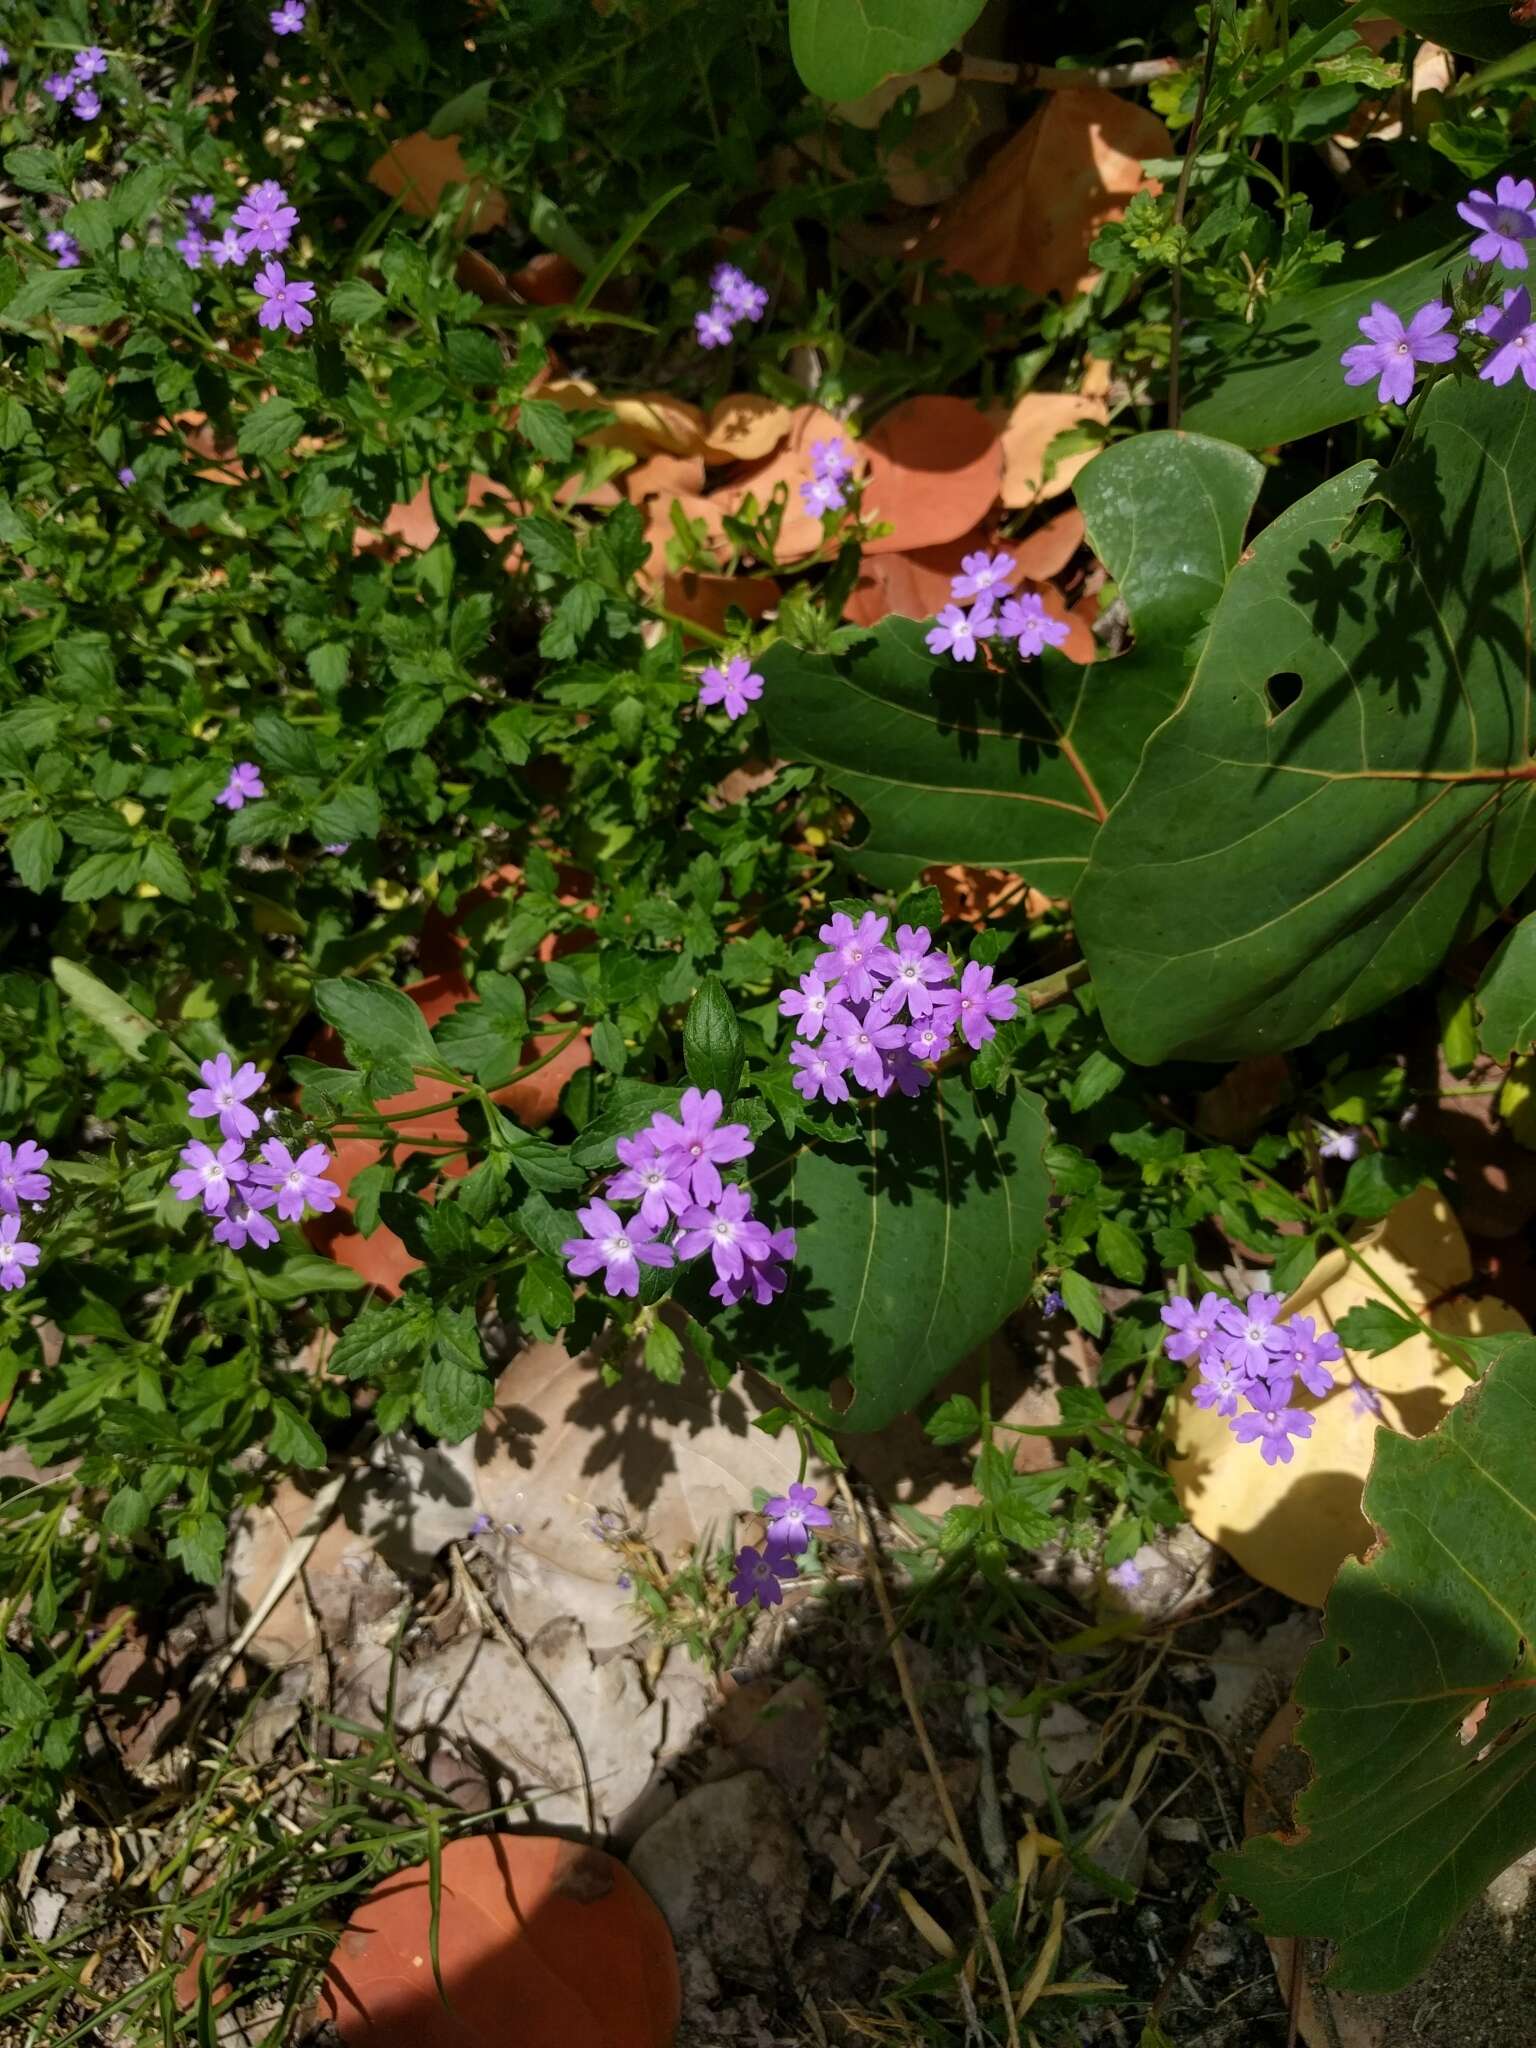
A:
1341,172,1536,404
561,1087,793,1305
1162,1288,1343,1465
0,1140,51,1295
695,262,768,349
730,1482,831,1610
171,1053,340,1251
925,550,1071,667
45,230,80,269
697,653,764,722
172,179,315,335
799,436,855,519
44,42,107,122
780,913,1017,1105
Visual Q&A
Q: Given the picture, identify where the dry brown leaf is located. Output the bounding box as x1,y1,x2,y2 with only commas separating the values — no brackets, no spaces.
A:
624,449,707,501
860,395,1002,555
367,131,507,235
994,384,1109,510
663,568,781,638
923,88,1170,300
702,392,794,466
832,66,957,129
710,404,851,562
843,524,991,629
542,378,707,456
1170,1186,1530,1607
1012,505,1085,581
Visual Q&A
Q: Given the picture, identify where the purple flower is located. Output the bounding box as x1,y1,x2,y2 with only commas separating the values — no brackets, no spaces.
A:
1191,1350,1251,1419
0,46,9,67
1160,1291,1226,1363
1478,284,1536,389
712,1225,797,1306
208,227,247,269
953,961,1017,1050
1231,1389,1314,1466
789,1039,851,1105
607,1131,691,1230
697,653,763,721
730,1542,798,1609
1340,300,1457,406
1107,1558,1143,1591
763,1481,832,1555
561,1197,673,1297
235,186,300,256
814,910,888,1004
170,1138,250,1215
881,1046,932,1098
1040,1287,1064,1318
799,470,847,518
0,1215,40,1291
253,260,315,335
779,971,832,1041
270,0,308,31
0,1141,50,1214
647,1087,752,1206
44,73,73,101
951,550,1015,602
1458,175,1536,269
711,263,767,322
676,1183,772,1282
250,1140,341,1222
187,1053,267,1141
176,228,207,270
71,87,102,121
216,762,265,811
1317,1125,1360,1162
117,466,136,486
1273,1315,1341,1400
45,230,81,269
187,193,217,225
212,1196,280,1252
825,1001,908,1091
925,600,994,663
322,842,350,856
995,591,1071,660
811,437,853,481
1214,1291,1290,1378
870,923,954,1018
1350,1381,1383,1418
70,45,108,80
905,1015,955,1062
694,302,735,350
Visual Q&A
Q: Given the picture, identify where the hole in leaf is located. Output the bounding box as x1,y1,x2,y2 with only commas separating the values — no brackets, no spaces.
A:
1460,1697,1490,1745
828,1376,855,1415
1265,672,1304,718
1335,1643,1352,1668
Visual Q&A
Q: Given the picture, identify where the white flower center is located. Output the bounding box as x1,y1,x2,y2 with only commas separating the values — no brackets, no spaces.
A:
1395,340,1410,355
609,1233,631,1255
283,1169,303,1191
713,1221,735,1242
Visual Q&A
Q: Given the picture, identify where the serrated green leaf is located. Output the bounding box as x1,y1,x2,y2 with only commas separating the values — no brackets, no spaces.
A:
1333,1301,1419,1358
331,1299,433,1379
51,957,159,1059
315,978,445,1081
683,974,744,1102
1059,1267,1104,1338
269,1399,329,1469
517,395,576,462
432,973,529,1088
1476,912,1536,1062
9,816,62,892
237,396,304,461
247,1251,368,1301
329,278,387,323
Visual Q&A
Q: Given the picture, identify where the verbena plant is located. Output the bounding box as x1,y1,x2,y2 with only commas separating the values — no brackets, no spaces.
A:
3,0,1536,2016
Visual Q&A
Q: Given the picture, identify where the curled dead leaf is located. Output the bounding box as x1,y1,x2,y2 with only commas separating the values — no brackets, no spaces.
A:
702,392,794,466
367,131,507,235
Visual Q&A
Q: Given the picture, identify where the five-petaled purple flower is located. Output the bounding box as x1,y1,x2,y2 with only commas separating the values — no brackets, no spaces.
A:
1478,285,1536,390
44,73,73,102
695,303,734,349
951,550,1015,602
0,1215,39,1292
815,911,888,1004
995,591,1071,660
1231,1390,1314,1466
72,86,102,121
253,260,316,335
250,1140,341,1222
71,45,108,79
676,1182,773,1283
800,470,846,517
271,0,308,31
560,1197,673,1298
45,230,80,269
208,226,247,269
1163,1286,1354,1462
170,1138,250,1216
0,1141,50,1214
763,1482,832,1555
187,193,217,225
789,1039,850,1104
825,1001,908,1090
187,1053,267,1141
729,1542,798,1609
117,466,136,486
1340,300,1457,407
235,183,300,255
779,971,831,1040
216,761,266,810
1159,1290,1225,1362
1273,1314,1341,1401
212,1196,280,1252
648,1087,752,1206
871,923,953,1018
176,228,207,270
697,653,763,721
606,1132,691,1231
1458,175,1536,270
953,961,1017,1050
1215,1290,1289,1379
712,1225,796,1305
925,600,993,663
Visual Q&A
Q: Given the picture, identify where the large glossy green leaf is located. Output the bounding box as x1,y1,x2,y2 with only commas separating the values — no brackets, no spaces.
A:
1476,910,1536,1060
1222,1335,1536,1992
703,1081,1050,1432
1075,375,1536,1064
760,433,1261,893
787,0,987,100
1182,207,1465,449
1391,0,1533,57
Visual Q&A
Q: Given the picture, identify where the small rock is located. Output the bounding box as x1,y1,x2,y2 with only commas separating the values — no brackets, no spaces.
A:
26,1887,65,1942
1004,1700,1098,1804
628,1769,808,1979
713,1674,826,1811
1070,1797,1147,1897
879,1763,979,1857
1198,1613,1320,1740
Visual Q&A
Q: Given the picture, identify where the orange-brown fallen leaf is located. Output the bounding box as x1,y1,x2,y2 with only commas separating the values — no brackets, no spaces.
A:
367,131,507,235
922,87,1170,299
1012,504,1085,580
702,392,794,465
860,395,1002,556
993,383,1110,510
844,524,992,629
665,567,781,638
710,403,850,562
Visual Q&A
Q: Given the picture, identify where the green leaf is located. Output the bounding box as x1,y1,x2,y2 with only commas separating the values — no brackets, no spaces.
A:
432,972,528,1088
428,78,495,136
515,513,581,579
1068,1049,1125,1113
701,1082,1050,1431
926,1392,982,1445
247,1251,368,1301
169,1511,227,1587
760,433,1261,890
1476,913,1536,1062
683,974,744,1102
1059,1267,1105,1339
314,978,445,1081
9,816,62,892
1390,0,1532,56
1076,380,1536,1064
329,278,387,324
236,397,304,462
0,1649,49,1726
517,395,576,462
51,957,159,1060
1221,1336,1536,1991
61,849,139,902
1333,1301,1419,1358
644,1320,685,1383
788,0,987,98
1095,1215,1146,1286
416,1307,492,1442
331,1299,433,1379
4,146,67,198
269,1399,329,1470
446,327,505,387
1182,207,1464,449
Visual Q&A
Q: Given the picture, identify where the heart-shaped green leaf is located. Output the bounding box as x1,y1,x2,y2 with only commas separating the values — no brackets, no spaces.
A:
1222,1335,1536,1991
701,1080,1050,1431
1076,376,1536,1064
761,432,1261,893
788,0,987,100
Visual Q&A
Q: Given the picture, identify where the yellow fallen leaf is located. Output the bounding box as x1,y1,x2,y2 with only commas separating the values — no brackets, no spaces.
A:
993,382,1109,510
1170,1185,1529,1607
702,393,794,466
541,378,707,457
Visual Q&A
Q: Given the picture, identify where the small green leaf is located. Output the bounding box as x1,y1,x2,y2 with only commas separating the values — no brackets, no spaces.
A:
926,1393,982,1445
644,1320,685,1384
432,972,528,1088
51,957,159,1061
331,1300,433,1380
1095,1215,1146,1286
518,396,576,462
684,975,744,1102
1476,913,1536,1063
788,0,987,99
9,816,62,892
237,396,304,461
1069,1050,1126,1114
247,1251,368,1302
1059,1268,1105,1338
269,1400,328,1470
315,978,445,1083
329,278,387,323
169,1511,227,1586
1333,1301,1419,1358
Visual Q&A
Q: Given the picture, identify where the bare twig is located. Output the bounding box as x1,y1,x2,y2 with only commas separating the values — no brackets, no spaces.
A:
837,1476,1020,2048
955,55,1184,92
965,1646,1010,1883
